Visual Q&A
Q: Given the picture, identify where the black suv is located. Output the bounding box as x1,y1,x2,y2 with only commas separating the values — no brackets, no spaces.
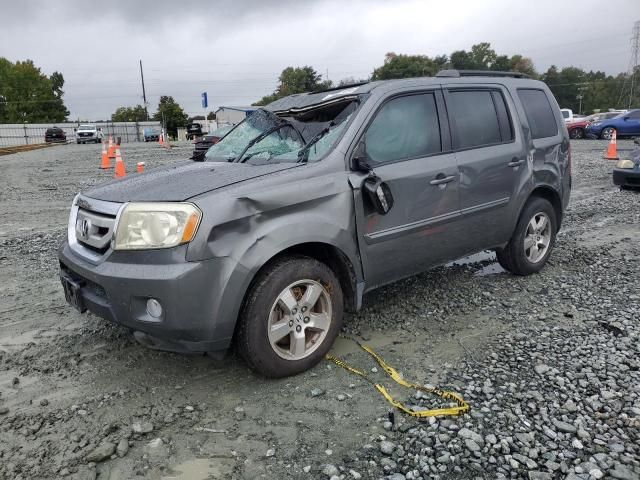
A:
45,127,66,143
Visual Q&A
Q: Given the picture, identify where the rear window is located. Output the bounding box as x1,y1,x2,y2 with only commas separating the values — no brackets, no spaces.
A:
447,90,510,149
518,89,559,139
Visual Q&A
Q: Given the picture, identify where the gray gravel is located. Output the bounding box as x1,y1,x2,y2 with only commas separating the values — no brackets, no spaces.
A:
0,140,638,479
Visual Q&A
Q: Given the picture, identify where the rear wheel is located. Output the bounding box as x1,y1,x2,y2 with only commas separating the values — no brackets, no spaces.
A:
496,197,557,275
569,128,584,139
601,127,616,140
236,255,343,378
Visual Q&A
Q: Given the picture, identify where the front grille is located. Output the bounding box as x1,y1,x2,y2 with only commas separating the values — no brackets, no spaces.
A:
78,132,93,137
76,209,116,253
68,195,122,264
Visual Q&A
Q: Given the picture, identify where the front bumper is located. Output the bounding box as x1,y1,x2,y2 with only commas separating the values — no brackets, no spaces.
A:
58,242,237,352
613,168,640,187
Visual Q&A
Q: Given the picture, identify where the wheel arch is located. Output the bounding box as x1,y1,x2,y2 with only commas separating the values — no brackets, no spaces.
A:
527,185,563,229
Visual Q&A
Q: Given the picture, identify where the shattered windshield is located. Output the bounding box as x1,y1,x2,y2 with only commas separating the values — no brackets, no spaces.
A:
204,100,359,165
205,109,302,162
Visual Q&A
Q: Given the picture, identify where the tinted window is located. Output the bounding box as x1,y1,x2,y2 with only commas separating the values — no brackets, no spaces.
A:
628,110,640,119
365,94,441,164
518,89,559,139
447,90,502,149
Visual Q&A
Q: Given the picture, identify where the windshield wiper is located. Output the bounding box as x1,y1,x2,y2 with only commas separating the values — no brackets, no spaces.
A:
297,123,334,163
234,125,283,163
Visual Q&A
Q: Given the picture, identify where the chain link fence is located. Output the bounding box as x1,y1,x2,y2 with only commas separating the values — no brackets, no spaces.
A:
0,121,162,146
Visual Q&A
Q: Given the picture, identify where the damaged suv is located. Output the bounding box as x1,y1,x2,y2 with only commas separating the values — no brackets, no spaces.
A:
59,71,570,377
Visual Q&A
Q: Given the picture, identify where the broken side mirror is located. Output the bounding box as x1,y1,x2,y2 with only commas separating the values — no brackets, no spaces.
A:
363,175,394,215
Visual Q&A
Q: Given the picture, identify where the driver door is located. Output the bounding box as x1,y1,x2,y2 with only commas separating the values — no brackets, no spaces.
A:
351,90,464,290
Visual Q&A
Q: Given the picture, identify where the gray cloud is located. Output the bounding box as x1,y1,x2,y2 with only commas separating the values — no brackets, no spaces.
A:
1,0,638,120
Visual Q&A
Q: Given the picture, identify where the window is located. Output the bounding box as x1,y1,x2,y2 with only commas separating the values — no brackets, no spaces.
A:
447,90,503,149
364,94,441,164
628,110,640,119
517,89,559,139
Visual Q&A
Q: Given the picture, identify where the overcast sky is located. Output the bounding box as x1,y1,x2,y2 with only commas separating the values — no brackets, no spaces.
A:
1,0,638,121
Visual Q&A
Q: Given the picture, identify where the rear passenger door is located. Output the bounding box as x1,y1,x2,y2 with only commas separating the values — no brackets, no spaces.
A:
444,87,529,250
352,90,464,289
619,109,640,135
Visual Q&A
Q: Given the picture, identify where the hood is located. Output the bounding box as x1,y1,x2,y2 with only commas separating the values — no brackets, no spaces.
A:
83,160,300,202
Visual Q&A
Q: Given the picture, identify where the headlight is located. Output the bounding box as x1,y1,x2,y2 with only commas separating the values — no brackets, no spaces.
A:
113,202,202,250
616,159,636,169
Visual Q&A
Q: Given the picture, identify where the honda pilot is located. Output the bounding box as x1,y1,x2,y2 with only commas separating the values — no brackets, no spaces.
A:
59,70,571,377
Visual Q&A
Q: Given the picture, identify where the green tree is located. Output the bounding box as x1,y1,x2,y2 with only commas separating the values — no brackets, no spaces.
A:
254,66,332,105
111,104,148,122
207,111,216,121
152,96,188,137
0,58,69,122
372,52,441,80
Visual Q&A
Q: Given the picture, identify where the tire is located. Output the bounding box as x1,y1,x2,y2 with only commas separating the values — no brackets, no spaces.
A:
76,140,80,144
569,128,584,139
236,255,344,378
496,197,558,276
600,127,616,140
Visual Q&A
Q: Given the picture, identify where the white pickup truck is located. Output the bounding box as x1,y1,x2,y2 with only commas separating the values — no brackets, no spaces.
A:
75,124,104,144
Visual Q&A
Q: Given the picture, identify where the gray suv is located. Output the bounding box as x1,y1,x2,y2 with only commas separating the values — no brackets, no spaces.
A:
59,70,571,377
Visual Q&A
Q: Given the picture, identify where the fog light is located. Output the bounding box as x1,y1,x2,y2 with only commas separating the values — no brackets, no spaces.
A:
146,298,163,318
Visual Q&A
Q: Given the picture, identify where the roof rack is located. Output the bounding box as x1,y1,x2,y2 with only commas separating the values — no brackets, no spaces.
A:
436,69,530,79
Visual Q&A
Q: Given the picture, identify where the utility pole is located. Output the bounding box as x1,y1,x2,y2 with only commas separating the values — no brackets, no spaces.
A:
629,20,640,109
139,60,149,120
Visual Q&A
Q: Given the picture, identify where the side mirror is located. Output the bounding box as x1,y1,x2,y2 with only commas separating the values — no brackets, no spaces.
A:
624,116,630,121
351,140,371,172
363,175,394,215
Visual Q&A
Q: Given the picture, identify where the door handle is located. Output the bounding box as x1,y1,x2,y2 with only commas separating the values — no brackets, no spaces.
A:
430,175,456,186
508,158,525,167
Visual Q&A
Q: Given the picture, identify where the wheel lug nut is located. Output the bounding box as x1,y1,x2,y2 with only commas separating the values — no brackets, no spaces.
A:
301,306,307,312
289,320,294,327
295,325,302,332
292,308,297,314
304,316,310,323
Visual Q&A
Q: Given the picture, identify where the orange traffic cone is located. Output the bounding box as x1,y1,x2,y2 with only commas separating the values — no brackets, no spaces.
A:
114,147,126,178
603,130,619,160
158,132,164,146
136,161,145,173
107,135,116,159
99,141,111,169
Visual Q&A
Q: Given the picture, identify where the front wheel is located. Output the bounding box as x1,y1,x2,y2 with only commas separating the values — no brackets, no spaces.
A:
601,127,616,140
496,197,557,276
569,128,584,139
236,255,343,378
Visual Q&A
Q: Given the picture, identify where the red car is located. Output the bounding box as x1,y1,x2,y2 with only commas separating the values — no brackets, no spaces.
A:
567,111,623,139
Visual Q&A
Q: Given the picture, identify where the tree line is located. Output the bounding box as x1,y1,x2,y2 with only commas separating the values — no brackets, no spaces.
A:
0,58,69,123
2,43,637,129
253,43,639,113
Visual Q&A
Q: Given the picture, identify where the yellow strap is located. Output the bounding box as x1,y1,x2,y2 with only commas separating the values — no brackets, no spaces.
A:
326,336,469,418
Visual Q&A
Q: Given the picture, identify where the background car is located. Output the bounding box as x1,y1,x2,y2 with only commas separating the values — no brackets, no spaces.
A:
44,127,66,143
74,124,103,144
566,111,624,139
190,125,233,161
613,138,640,190
585,109,640,139
143,127,161,142
185,122,204,140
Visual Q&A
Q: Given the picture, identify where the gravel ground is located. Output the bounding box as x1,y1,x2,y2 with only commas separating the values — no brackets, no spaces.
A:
0,140,638,480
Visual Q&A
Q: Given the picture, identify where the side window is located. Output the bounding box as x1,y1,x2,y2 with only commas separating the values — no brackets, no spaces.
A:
447,90,503,149
628,110,640,119
365,93,441,164
517,89,559,139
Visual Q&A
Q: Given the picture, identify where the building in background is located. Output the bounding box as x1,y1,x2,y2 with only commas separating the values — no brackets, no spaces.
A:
214,106,258,126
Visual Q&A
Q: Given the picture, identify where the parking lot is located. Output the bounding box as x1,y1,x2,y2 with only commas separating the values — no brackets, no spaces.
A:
0,140,638,480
